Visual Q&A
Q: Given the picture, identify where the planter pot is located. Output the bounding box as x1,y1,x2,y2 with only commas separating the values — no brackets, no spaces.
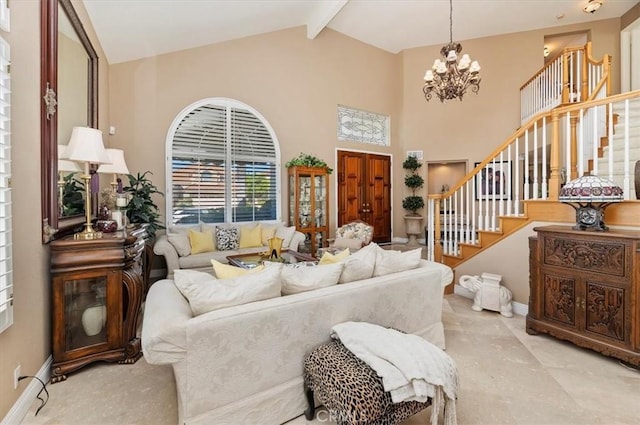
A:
404,215,424,246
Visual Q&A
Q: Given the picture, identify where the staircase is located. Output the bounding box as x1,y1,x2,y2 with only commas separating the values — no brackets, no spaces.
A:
594,98,640,196
426,42,640,272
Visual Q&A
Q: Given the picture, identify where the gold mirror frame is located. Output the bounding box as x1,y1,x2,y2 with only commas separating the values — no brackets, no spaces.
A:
41,0,98,243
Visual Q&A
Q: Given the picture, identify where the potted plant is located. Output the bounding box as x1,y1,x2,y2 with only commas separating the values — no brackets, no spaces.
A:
285,152,333,174
402,155,425,245
123,171,165,238
60,173,85,217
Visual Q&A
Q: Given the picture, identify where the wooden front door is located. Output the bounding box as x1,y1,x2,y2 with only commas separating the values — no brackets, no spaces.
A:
337,150,391,243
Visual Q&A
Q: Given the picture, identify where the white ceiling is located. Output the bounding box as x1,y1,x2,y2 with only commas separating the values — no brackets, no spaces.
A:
82,0,639,64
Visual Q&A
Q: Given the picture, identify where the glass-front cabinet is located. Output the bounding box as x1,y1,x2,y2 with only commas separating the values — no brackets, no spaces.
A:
288,166,329,257
50,235,145,382
61,275,114,353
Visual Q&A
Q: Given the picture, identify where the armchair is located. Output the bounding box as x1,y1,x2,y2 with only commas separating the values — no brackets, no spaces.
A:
328,220,374,251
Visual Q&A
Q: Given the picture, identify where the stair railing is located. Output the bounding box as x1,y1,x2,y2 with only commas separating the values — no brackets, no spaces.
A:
426,89,640,262
520,42,611,125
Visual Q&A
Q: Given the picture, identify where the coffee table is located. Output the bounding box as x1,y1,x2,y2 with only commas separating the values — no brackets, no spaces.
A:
226,250,317,269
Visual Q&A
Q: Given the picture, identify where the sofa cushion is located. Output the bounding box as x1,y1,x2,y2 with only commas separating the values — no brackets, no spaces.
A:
216,226,239,251
339,242,377,284
167,224,200,257
189,230,216,254
373,246,422,277
167,232,192,257
173,265,282,316
211,259,264,279
275,225,296,248
281,262,344,295
261,224,277,245
239,224,263,248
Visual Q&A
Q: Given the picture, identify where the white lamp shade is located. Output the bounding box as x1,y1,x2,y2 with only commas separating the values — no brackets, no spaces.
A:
57,144,80,172
61,127,111,165
98,149,130,175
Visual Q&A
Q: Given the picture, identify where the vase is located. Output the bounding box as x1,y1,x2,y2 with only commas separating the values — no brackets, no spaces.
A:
82,303,106,337
268,237,284,259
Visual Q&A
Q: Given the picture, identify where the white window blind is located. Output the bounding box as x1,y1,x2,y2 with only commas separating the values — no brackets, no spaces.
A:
0,0,9,32
169,100,279,225
0,35,12,333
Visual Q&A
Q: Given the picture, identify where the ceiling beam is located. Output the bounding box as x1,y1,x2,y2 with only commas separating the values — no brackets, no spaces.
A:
306,0,349,39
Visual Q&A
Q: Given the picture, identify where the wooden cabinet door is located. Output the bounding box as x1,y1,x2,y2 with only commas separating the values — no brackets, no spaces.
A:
337,151,391,243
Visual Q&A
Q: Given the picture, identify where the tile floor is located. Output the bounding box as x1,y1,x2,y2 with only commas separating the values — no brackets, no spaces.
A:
21,295,640,425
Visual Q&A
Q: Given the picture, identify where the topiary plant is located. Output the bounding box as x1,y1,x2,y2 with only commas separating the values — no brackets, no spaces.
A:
402,156,425,215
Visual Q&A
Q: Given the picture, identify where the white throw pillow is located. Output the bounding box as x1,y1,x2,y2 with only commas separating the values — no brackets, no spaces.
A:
281,262,344,295
173,265,282,316
166,224,200,257
275,225,296,248
373,246,422,277
339,242,377,284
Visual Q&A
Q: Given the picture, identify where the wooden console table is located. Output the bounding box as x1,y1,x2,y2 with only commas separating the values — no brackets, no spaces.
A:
50,230,145,382
528,226,640,367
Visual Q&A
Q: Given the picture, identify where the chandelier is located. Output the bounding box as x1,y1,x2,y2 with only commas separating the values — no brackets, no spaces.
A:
423,0,481,102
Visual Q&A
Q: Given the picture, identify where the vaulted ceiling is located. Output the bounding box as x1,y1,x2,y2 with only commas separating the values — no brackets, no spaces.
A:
82,0,639,64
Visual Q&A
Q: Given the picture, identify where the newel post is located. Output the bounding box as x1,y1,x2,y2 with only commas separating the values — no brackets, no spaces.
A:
434,197,442,262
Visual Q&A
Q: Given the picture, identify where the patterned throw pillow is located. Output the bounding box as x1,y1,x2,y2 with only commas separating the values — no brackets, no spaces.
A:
216,226,239,251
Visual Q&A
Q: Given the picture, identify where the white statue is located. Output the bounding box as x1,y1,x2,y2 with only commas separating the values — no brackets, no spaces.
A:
459,273,513,317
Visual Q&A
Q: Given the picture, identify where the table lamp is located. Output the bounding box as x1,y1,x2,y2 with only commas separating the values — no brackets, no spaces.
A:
97,149,130,230
559,173,623,231
60,127,112,240
97,149,129,193
57,144,81,216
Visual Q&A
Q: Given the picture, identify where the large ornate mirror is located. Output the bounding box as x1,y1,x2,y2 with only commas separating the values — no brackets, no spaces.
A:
41,0,98,243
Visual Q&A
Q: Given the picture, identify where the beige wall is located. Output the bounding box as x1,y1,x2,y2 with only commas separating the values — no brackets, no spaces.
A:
109,19,622,241
398,19,622,234
0,6,628,419
0,0,109,418
108,26,403,232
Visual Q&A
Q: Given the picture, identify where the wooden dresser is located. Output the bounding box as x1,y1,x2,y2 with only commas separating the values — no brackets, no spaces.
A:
50,230,146,382
528,226,640,367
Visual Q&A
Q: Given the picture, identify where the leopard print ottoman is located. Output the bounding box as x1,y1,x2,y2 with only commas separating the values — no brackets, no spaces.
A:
303,340,431,425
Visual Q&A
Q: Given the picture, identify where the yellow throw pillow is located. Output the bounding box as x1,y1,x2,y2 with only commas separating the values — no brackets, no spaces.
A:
319,248,350,265
211,260,264,279
189,230,215,254
239,224,263,248
261,225,277,246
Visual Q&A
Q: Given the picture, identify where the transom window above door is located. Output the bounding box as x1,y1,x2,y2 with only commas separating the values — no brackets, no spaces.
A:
166,98,281,225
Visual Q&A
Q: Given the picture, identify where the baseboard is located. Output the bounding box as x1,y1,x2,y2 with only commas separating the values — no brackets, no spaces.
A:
453,284,528,316
391,237,426,245
1,355,52,425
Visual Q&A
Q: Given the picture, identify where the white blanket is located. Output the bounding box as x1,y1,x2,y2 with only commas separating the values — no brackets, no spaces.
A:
331,321,458,425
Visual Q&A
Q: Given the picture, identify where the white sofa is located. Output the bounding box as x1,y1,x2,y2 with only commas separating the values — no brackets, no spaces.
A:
142,258,453,425
153,222,306,278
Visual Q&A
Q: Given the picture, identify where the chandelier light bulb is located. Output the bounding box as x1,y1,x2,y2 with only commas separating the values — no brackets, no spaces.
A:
446,50,457,62
424,70,434,82
432,59,441,69
470,61,481,73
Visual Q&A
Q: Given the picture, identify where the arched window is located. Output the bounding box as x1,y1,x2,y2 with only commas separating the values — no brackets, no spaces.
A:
167,98,280,225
